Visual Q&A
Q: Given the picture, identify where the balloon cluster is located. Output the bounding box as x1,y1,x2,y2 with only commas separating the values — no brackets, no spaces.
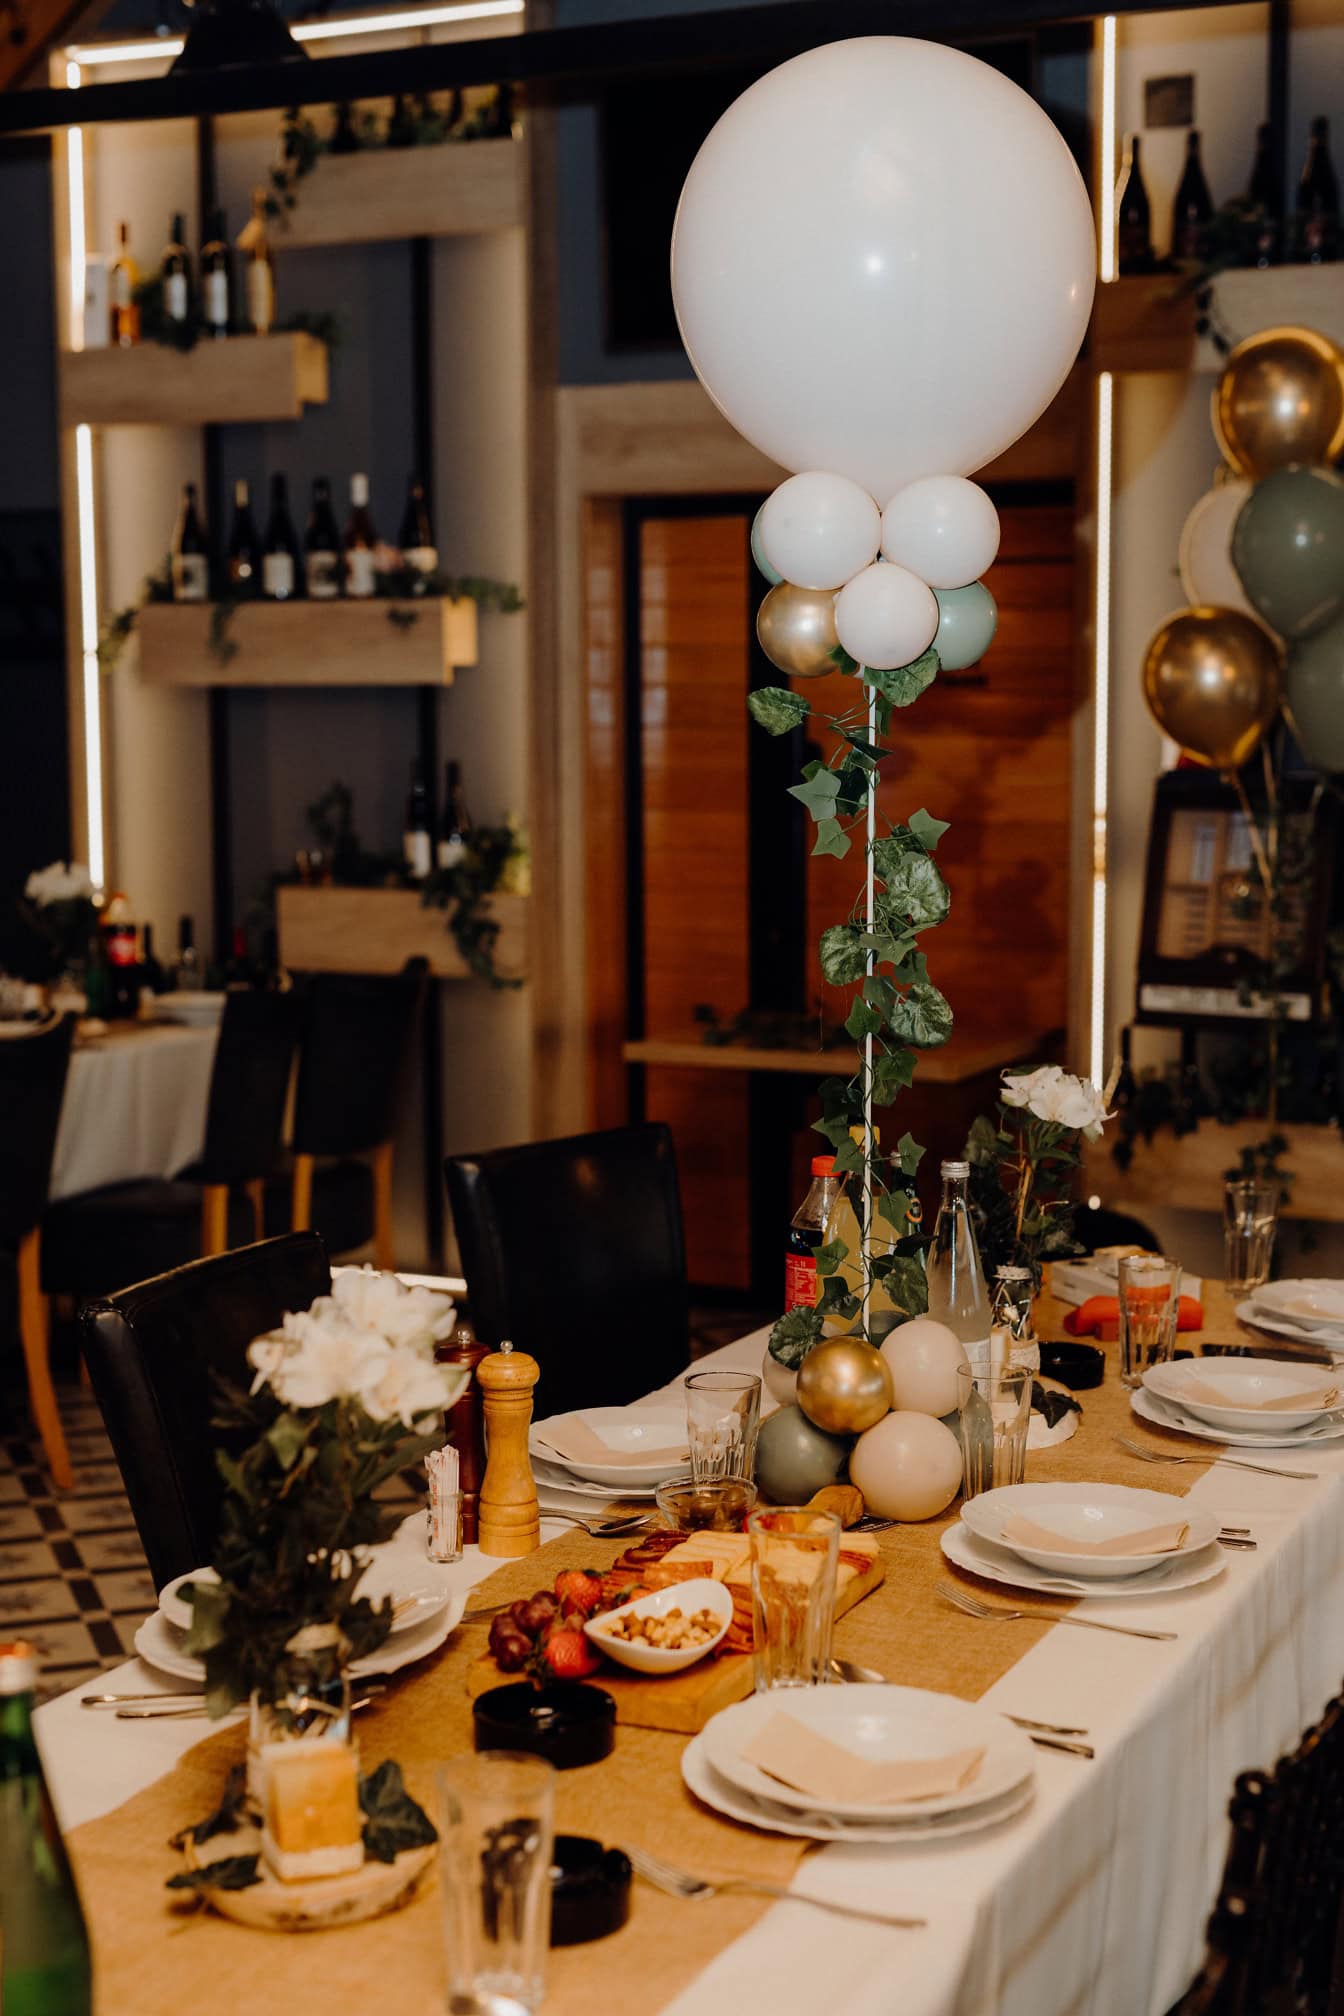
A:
752,472,1001,679
1145,325,1344,775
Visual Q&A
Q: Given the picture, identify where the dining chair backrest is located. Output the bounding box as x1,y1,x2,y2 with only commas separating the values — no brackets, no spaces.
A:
444,1121,688,1418
80,1231,331,1589
0,1014,75,1248
290,960,427,1157
198,988,301,1185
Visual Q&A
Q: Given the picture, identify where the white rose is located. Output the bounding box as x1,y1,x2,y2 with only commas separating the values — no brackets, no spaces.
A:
327,1268,456,1353
1000,1065,1055,1112
364,1345,466,1428
1001,1065,1110,1140
25,860,94,906
249,1308,391,1410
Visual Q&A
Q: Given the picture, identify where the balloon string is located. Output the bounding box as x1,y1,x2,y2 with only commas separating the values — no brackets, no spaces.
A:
862,669,876,1338
1224,767,1273,902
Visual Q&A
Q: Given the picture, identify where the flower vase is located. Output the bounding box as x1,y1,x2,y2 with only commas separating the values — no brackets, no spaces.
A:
245,1624,354,1801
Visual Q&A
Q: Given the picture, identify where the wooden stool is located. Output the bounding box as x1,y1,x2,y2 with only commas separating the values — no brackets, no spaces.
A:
16,1228,72,1490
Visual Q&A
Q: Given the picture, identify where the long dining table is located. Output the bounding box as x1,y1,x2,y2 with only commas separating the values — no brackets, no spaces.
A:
35,1280,1344,2016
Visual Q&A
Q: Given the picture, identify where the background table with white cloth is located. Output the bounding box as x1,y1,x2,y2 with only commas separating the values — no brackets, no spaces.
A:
48,1023,218,1201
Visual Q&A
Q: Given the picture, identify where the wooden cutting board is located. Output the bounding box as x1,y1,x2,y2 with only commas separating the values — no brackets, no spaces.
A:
465,1556,885,1734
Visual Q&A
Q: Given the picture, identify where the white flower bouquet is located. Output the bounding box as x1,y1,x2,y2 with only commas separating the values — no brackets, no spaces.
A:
966,1066,1113,1283
16,861,97,982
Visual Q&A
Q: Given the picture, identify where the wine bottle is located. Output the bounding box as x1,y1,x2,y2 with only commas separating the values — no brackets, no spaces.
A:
304,476,342,600
171,482,210,603
343,473,378,599
100,893,140,1021
227,478,261,595
140,922,168,995
162,211,192,324
244,189,275,336
1297,115,1340,264
1171,130,1214,264
1244,123,1282,268
404,762,432,881
398,476,438,583
200,208,232,339
109,221,140,347
0,1643,93,2016
329,100,360,154
437,758,472,870
173,914,202,992
262,473,302,601
1114,134,1153,275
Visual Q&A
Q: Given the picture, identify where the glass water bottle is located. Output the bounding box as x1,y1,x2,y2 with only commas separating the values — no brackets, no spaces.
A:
0,1642,93,2016
925,1159,992,1373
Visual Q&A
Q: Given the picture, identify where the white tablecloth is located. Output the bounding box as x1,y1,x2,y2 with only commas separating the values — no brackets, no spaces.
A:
35,1326,1344,2016
49,1024,218,1201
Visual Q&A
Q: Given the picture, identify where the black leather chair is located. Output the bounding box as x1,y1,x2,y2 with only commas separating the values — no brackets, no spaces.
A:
0,1015,76,1485
1077,1203,1160,1252
444,1122,689,1417
80,1231,331,1589
266,960,427,1265
42,988,300,1298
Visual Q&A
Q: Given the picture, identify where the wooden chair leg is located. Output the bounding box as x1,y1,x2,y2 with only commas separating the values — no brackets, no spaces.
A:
200,1184,230,1256
371,1141,395,1270
292,1154,314,1233
17,1229,72,1491
245,1178,265,1243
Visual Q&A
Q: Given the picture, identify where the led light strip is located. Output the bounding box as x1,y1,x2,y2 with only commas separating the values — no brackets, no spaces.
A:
75,423,105,894
1090,368,1114,1091
66,0,521,66
1098,14,1118,283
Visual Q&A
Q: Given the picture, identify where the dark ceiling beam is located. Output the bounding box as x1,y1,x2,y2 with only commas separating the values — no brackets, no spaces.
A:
0,0,1241,134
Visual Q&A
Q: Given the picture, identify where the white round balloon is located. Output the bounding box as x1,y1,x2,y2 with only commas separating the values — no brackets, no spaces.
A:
881,477,1001,589
671,37,1096,498
850,1411,963,1522
759,473,881,592
1179,481,1258,623
880,1318,968,1417
834,562,938,670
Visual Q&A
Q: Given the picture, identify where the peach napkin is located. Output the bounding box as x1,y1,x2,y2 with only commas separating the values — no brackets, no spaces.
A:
533,1417,687,1467
1000,1512,1189,1557
1176,1378,1339,1413
739,1712,984,1806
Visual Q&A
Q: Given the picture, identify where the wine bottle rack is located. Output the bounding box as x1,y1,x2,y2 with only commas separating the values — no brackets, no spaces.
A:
276,886,527,981
60,332,329,427
1090,264,1344,376
135,595,478,687
277,136,523,251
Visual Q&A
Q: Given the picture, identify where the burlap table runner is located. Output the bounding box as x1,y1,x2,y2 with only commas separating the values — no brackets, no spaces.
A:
67,1287,1246,2016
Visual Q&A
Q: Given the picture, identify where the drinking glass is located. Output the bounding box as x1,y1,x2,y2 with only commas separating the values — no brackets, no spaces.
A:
958,1368,1032,1500
437,1752,555,2016
1223,1179,1278,1297
1117,1254,1183,1389
748,1506,841,1691
684,1369,761,1482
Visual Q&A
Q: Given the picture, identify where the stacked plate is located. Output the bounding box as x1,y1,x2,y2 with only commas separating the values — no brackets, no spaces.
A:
530,1405,689,1504
1136,1354,1344,1451
941,1481,1226,1599
684,1686,1036,1843
1237,1279,1344,1351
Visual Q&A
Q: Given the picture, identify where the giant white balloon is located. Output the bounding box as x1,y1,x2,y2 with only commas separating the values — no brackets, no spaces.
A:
881,477,1001,589
1179,480,1258,623
759,473,882,591
834,562,938,670
671,38,1096,499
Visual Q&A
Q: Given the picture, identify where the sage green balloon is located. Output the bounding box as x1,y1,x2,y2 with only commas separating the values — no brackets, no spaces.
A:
933,581,998,671
1285,610,1344,774
753,1404,852,1503
751,506,783,586
1231,465,1344,641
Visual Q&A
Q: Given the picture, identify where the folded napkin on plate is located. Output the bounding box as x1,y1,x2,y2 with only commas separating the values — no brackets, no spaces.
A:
1064,1294,1204,1342
999,1512,1189,1558
1176,1377,1339,1413
739,1711,984,1806
532,1418,687,1466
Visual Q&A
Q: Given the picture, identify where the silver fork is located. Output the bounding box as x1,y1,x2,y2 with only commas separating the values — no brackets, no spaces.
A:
622,1844,925,1930
539,1511,655,1537
1115,1434,1317,1483
937,1580,1177,1642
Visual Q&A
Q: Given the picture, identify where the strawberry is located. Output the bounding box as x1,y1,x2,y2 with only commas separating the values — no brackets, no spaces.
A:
554,1569,605,1619
540,1625,602,1680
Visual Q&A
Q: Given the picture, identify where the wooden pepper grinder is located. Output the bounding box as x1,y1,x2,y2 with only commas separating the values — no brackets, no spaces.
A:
477,1341,541,1559
436,1324,489,1543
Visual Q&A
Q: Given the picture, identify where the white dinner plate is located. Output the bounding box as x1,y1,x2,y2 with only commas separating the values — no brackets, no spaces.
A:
959,1482,1220,1579
681,1731,1036,1844
1144,1357,1341,1434
701,1683,1035,1821
134,1591,465,1686
532,1459,660,1504
1132,1384,1344,1451
151,991,226,1026
1251,1280,1344,1333
1235,1300,1344,1349
529,1407,688,1487
158,1559,452,1637
941,1518,1226,1600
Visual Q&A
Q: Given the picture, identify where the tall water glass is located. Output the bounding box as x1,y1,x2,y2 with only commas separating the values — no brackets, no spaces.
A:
748,1506,840,1691
1118,1254,1183,1389
684,1370,761,1482
437,1751,555,2016
958,1368,1032,1500
1223,1179,1278,1297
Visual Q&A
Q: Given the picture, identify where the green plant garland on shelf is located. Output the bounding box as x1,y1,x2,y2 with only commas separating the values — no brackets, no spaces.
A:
759,641,951,1369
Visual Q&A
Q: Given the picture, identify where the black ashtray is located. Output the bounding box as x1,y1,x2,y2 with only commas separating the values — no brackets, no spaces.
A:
472,1681,616,1769
549,1835,631,1945
1039,1340,1105,1390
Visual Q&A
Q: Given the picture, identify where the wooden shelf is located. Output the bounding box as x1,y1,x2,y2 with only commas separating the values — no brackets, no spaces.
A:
277,886,526,981
60,332,329,426
135,595,478,687
1084,1119,1344,1223
1089,266,1344,376
623,1029,1049,1088
278,137,523,249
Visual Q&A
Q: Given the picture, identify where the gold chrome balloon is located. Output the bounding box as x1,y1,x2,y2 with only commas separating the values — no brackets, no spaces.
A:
1142,606,1283,770
1212,326,1344,481
756,582,841,678
797,1336,893,1436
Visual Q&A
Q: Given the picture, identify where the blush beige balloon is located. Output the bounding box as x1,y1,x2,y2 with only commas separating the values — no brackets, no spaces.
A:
849,1411,964,1522
1142,606,1283,770
796,1337,893,1436
1212,326,1344,481
755,581,841,679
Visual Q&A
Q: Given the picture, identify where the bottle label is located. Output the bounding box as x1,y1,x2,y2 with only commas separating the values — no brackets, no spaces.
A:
404,830,432,879
403,545,438,577
204,271,228,328
165,272,188,321
248,262,274,335
105,926,137,967
346,549,376,598
306,550,340,599
437,835,466,871
263,553,295,599
172,554,209,602
785,1251,818,1312
111,266,133,308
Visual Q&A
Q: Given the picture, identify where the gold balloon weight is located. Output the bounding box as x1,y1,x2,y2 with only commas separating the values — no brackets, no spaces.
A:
1142,606,1283,770
756,582,841,679
1212,326,1344,481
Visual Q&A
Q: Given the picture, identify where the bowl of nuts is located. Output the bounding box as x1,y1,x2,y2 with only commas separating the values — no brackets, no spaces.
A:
582,1578,733,1676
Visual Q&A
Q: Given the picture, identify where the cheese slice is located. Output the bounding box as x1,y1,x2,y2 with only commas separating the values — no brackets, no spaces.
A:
663,1533,751,1581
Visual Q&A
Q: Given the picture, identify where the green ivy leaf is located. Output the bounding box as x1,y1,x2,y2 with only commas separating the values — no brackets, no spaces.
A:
828,642,860,677
839,728,885,765
896,1131,926,1177
908,807,951,851
870,1254,930,1317
265,1411,308,1473
889,979,954,1049
819,925,868,986
359,1761,438,1865
748,686,811,737
845,997,883,1042
182,1578,229,1659
788,767,842,824
862,974,897,1014
816,1276,860,1320
871,1047,917,1103
831,1135,864,1176
876,1188,920,1233
833,762,872,817
166,1855,262,1894
768,1305,824,1369
863,649,938,709
812,819,852,860
814,1237,848,1280
859,928,917,968
875,852,950,931
812,1111,858,1149
168,1766,249,1851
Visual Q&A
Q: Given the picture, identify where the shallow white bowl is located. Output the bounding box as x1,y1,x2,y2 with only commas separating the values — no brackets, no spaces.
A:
1252,1281,1344,1332
584,1577,732,1674
530,1406,689,1487
960,1482,1220,1579
1145,1356,1340,1433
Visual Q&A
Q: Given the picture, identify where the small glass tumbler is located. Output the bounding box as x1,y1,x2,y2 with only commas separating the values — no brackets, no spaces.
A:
748,1506,841,1692
246,1621,352,1800
437,1751,556,2016
1223,1179,1278,1298
1118,1254,1183,1389
958,1368,1032,1500
684,1369,761,1483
